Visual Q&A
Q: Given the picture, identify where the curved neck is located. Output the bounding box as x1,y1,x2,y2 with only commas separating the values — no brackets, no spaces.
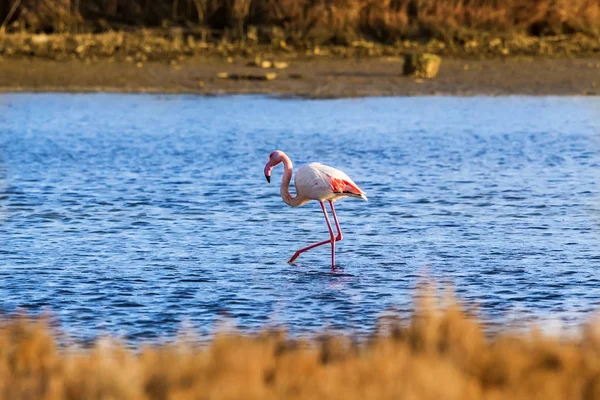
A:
279,153,304,207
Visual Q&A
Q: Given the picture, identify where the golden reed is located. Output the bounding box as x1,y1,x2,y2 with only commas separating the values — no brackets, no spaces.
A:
1,0,599,41
0,290,599,399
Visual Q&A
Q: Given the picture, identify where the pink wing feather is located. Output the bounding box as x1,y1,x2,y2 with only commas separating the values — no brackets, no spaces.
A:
313,163,366,197
328,176,363,196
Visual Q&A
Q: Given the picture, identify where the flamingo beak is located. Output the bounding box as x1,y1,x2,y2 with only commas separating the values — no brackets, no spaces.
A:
264,162,272,183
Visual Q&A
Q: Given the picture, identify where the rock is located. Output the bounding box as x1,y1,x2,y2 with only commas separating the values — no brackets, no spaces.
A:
28,34,50,56
403,53,442,79
247,57,271,68
464,40,478,50
427,39,446,50
248,57,287,69
351,40,374,48
276,40,290,51
30,34,49,46
489,38,502,48
273,61,289,69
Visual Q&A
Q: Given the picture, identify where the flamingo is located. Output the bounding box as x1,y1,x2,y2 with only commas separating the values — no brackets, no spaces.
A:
264,150,367,268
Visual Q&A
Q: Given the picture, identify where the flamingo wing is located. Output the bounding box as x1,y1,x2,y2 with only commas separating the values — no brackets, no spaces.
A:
316,164,366,197
295,163,366,200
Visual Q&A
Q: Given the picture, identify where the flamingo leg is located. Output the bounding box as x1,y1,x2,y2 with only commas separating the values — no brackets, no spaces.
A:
288,201,338,267
328,200,343,241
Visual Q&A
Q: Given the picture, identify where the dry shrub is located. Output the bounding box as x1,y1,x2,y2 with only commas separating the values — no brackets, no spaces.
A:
0,290,599,399
1,0,600,42
13,0,82,32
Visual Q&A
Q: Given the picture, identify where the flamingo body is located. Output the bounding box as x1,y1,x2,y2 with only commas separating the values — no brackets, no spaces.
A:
264,150,367,268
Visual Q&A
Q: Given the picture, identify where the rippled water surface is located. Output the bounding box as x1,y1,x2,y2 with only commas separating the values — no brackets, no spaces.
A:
1,94,599,343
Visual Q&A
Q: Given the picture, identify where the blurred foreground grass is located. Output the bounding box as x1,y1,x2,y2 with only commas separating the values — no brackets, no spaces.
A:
2,291,600,400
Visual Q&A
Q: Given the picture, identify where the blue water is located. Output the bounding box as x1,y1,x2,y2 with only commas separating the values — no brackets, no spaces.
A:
0,94,599,343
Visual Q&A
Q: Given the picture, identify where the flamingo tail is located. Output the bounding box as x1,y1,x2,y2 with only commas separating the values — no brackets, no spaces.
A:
344,192,368,201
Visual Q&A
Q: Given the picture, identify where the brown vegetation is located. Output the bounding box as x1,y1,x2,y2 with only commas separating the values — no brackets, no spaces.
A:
1,0,600,44
1,292,600,399
2,28,599,63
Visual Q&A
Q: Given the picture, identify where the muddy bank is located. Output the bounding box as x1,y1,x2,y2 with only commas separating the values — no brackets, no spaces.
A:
1,56,599,97
1,30,599,97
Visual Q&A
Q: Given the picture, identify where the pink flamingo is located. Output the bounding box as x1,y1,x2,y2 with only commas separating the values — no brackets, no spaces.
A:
264,150,367,268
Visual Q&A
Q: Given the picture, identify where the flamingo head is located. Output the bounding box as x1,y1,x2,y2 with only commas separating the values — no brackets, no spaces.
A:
264,150,285,183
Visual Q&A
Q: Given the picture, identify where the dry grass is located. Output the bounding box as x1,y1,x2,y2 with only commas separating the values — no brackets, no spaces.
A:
1,291,600,400
1,0,600,42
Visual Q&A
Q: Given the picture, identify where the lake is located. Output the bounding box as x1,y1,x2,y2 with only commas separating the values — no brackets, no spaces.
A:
0,94,599,344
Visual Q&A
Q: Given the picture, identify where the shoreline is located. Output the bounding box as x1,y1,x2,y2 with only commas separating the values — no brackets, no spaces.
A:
2,88,599,99
1,56,600,98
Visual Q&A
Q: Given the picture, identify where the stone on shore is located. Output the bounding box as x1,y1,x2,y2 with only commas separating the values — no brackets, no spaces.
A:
403,53,442,78
273,61,289,69
248,57,289,69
